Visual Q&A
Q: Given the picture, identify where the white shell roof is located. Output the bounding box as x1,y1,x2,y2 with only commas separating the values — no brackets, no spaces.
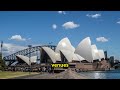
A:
60,50,74,62
60,50,85,62
42,47,56,63
73,54,85,61
75,37,93,62
55,37,75,53
91,44,100,60
98,50,105,59
55,53,61,61
16,55,37,66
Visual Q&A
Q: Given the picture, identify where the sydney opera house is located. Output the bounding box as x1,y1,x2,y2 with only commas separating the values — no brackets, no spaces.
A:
15,37,106,65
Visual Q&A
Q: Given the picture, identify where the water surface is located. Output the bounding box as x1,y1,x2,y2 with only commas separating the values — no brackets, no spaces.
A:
79,70,120,79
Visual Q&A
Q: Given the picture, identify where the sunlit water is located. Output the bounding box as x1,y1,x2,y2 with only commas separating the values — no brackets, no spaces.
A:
79,70,120,79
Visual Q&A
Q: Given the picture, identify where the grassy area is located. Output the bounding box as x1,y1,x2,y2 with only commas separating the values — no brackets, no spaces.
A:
0,71,39,79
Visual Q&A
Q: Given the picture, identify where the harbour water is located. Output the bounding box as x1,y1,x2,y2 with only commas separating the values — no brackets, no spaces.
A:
79,69,120,79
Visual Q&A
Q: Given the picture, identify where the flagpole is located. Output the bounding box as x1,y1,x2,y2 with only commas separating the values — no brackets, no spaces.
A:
1,41,3,59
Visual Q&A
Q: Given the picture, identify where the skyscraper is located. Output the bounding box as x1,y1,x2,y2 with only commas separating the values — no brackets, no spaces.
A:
104,51,107,60
109,56,114,67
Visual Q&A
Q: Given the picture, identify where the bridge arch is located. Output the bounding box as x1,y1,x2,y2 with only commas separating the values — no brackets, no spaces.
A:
3,45,56,65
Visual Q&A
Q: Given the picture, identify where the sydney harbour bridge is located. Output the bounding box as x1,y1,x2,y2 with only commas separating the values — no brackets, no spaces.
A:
3,45,56,66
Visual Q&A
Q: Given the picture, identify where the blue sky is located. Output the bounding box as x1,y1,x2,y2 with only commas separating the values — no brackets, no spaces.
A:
0,11,120,60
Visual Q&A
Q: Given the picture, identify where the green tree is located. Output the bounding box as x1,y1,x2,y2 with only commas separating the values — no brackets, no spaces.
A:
0,53,5,71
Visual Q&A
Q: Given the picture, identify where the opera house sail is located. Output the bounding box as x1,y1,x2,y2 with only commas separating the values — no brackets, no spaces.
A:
75,37,93,62
91,44,100,60
60,50,74,62
98,50,105,60
55,37,75,53
16,55,37,66
73,54,85,61
41,47,57,63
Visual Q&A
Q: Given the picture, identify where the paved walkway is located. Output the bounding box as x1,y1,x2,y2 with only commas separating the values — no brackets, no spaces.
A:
12,69,91,79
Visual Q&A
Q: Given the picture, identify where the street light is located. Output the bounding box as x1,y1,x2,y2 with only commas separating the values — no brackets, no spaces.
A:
28,45,32,74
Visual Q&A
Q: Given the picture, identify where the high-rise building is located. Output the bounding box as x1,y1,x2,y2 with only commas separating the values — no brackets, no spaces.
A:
109,56,114,67
104,51,107,60
110,56,114,61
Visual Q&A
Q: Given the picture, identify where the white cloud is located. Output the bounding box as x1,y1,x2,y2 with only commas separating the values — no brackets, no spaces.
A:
1,43,27,56
62,21,80,29
96,37,108,42
9,35,26,41
117,21,120,24
86,14,101,18
52,24,57,29
58,11,66,14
